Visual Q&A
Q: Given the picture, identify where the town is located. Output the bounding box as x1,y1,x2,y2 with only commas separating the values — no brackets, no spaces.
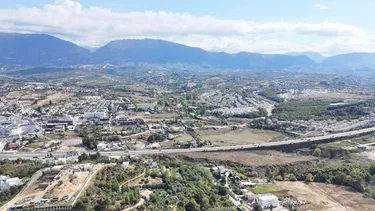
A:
1,69,375,211
1,0,375,210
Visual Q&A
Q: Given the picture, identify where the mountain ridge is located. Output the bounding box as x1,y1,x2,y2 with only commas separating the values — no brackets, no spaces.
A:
0,32,375,72
285,51,326,63
92,38,315,69
0,33,90,66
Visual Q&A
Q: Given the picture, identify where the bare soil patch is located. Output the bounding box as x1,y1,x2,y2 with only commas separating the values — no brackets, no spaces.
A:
196,128,286,146
182,150,316,166
34,92,75,107
275,181,375,211
302,92,371,101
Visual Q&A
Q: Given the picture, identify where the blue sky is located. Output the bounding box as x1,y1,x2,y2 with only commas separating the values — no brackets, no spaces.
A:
0,0,374,55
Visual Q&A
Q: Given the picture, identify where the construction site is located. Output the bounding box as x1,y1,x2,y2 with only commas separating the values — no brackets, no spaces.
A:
3,164,98,211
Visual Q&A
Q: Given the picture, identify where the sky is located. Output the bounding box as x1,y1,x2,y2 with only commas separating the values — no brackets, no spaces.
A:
0,0,374,55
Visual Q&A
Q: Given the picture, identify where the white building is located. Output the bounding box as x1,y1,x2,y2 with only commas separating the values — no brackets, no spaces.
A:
56,158,67,165
240,181,257,187
122,162,130,168
0,176,23,191
255,194,279,209
84,111,107,119
97,142,107,151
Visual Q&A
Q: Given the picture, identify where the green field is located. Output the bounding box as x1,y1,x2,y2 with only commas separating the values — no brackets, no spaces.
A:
250,184,278,194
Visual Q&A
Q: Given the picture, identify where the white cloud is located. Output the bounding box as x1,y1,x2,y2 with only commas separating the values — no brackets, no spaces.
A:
314,4,329,10
0,0,372,55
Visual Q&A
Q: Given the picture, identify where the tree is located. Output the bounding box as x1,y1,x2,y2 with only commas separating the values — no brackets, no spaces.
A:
289,174,297,181
258,107,268,117
266,168,276,181
217,185,227,196
306,173,313,182
185,199,200,211
370,162,375,176
82,136,98,149
254,204,263,211
200,196,210,209
312,148,322,157
78,153,89,162
147,134,166,143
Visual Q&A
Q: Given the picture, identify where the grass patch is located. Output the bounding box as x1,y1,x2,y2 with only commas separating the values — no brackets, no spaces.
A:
250,184,278,194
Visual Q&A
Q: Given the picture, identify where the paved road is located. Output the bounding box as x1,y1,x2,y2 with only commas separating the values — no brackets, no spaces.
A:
2,126,375,160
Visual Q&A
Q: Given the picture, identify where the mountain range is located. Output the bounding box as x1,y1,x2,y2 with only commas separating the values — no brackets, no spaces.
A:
0,32,374,72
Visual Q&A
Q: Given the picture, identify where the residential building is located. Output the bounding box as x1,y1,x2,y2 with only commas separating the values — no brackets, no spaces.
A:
0,176,23,191
255,194,279,209
84,111,107,119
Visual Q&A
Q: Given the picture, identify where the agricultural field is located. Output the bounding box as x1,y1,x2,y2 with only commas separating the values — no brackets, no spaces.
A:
196,128,286,146
275,181,375,211
249,184,278,194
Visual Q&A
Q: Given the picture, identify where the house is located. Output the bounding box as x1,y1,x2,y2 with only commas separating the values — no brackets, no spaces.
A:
233,174,241,184
167,133,175,140
239,181,257,188
7,142,21,150
255,194,279,209
80,163,94,171
148,143,161,149
47,117,74,126
177,141,187,146
51,165,64,174
245,192,255,201
211,167,220,176
190,138,198,147
122,162,130,168
136,104,155,111
127,104,136,110
150,162,158,169
149,124,163,130
57,158,67,165
43,157,57,165
84,111,107,119
97,143,107,151
140,189,153,201
357,145,368,151
66,157,78,164
218,166,229,175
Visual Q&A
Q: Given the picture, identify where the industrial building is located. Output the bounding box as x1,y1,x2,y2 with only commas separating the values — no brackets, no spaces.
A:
0,116,37,140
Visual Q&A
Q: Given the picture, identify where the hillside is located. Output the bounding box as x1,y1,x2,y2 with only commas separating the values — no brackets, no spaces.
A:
0,33,90,66
286,51,326,63
320,53,375,69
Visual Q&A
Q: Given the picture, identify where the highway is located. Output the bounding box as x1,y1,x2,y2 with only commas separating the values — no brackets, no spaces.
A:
2,126,375,160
